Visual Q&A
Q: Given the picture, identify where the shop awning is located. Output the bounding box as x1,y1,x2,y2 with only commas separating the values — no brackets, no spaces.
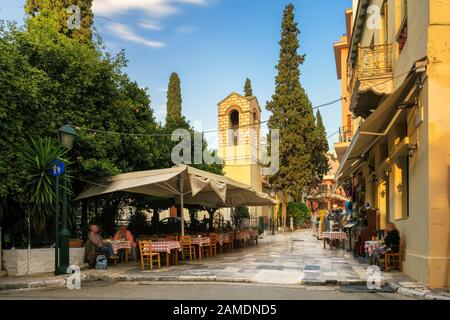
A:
75,164,276,207
335,67,423,183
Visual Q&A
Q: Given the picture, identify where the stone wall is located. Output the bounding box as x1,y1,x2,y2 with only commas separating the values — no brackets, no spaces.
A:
2,248,85,276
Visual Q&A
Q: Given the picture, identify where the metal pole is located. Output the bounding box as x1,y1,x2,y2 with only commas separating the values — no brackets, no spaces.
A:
57,174,71,274
180,176,184,236
59,176,71,274
27,214,31,274
54,175,60,275
0,226,2,272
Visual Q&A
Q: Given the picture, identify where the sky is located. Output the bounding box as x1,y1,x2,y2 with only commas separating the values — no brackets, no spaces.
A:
0,0,352,150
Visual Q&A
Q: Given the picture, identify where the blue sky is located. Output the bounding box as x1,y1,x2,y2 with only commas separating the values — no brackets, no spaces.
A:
0,0,351,150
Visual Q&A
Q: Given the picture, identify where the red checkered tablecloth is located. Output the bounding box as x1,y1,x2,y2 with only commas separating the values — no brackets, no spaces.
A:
111,241,133,255
191,237,210,247
322,232,347,240
151,241,181,254
365,240,384,257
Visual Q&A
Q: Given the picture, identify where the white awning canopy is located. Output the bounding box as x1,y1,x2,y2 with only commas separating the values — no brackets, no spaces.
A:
75,165,276,234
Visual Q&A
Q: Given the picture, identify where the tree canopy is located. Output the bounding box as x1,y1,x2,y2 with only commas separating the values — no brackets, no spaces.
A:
166,72,183,126
0,3,221,242
25,0,94,44
266,4,318,201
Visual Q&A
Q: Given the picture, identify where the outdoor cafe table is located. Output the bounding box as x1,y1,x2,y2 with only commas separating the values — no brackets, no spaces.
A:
152,240,182,267
322,231,347,251
111,240,133,262
191,237,211,259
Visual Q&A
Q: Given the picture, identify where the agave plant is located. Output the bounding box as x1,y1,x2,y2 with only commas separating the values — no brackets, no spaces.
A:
20,137,69,234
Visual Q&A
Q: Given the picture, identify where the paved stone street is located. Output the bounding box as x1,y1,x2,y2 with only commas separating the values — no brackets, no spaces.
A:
0,281,413,300
77,229,407,287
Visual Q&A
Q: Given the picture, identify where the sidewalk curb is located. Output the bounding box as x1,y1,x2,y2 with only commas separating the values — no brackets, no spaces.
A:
2,273,449,300
387,280,450,300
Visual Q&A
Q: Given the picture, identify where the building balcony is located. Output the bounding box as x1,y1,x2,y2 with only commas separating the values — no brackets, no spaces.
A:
348,44,394,118
334,126,352,162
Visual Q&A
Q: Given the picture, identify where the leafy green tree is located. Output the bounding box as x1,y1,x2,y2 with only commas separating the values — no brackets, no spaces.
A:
127,209,151,237
25,0,94,44
244,78,253,97
280,201,311,228
266,4,317,202
166,72,183,126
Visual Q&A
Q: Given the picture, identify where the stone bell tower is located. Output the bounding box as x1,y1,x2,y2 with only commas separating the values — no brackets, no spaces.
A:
217,92,264,220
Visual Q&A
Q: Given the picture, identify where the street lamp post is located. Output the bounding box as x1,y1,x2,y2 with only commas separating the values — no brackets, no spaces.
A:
54,124,76,275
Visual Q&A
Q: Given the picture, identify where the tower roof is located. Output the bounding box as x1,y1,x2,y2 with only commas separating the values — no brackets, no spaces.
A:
217,92,261,112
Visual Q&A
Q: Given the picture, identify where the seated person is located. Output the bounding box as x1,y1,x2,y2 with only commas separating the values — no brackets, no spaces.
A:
383,223,400,253
372,223,400,265
114,225,136,260
86,225,116,265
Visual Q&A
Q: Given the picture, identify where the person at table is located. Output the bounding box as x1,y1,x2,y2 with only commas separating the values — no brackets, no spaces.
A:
114,225,136,245
383,223,400,253
372,223,400,265
88,224,116,259
114,225,136,260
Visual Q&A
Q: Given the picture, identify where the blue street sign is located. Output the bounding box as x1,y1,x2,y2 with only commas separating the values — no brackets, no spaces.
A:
49,160,65,177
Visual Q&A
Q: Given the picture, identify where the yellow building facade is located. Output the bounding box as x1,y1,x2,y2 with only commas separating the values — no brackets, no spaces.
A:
335,0,450,288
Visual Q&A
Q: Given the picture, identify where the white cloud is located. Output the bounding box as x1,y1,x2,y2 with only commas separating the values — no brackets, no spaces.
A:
139,19,163,30
93,0,207,18
107,22,165,48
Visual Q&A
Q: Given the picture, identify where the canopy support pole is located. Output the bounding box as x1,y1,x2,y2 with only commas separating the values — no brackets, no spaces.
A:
180,177,185,237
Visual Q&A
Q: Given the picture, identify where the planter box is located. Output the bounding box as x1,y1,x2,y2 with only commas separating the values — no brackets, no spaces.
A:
2,248,85,276
69,240,83,248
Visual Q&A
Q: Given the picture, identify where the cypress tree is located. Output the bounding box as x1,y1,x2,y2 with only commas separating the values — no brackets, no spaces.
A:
25,0,94,44
244,78,253,97
266,4,317,202
166,72,183,127
311,111,330,186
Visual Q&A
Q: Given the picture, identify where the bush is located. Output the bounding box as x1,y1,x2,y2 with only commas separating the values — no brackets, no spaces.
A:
286,202,311,228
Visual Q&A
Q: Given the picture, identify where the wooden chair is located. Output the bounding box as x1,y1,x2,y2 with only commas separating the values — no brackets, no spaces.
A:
209,233,218,257
166,235,178,241
139,240,160,271
384,244,402,272
201,234,216,258
222,232,234,252
180,236,196,261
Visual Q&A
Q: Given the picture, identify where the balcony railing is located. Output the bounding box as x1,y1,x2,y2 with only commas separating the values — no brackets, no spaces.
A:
348,44,393,95
338,126,352,143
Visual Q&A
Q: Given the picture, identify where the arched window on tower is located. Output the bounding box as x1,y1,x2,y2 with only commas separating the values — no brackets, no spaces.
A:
229,109,239,146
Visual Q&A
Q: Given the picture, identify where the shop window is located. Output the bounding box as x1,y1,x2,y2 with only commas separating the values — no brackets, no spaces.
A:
396,0,408,53
392,156,409,220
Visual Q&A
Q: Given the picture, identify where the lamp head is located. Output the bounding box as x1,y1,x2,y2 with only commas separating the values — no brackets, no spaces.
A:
59,124,77,149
